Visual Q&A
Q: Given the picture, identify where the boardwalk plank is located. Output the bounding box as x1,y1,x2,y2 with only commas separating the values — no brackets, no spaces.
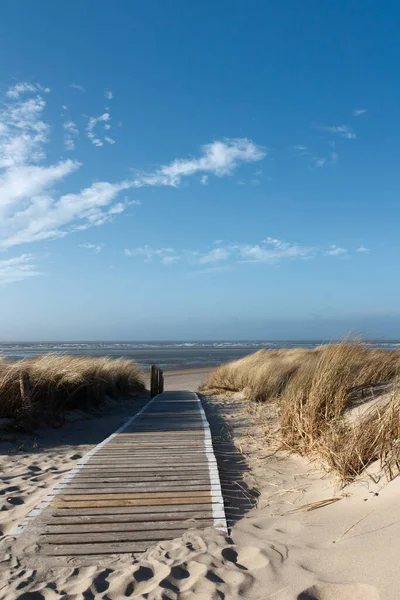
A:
19,391,226,559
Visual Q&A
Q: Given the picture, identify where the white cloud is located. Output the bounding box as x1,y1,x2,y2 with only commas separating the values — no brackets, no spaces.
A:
312,157,326,169
236,237,313,262
331,151,339,164
70,83,86,93
293,145,308,153
63,120,79,151
198,247,231,264
108,202,125,214
105,90,114,100
6,82,50,99
0,87,265,252
62,105,68,111
87,113,111,147
104,136,115,145
135,138,266,187
353,109,367,117
200,175,208,185
320,125,357,140
0,254,41,284
126,237,314,268
325,245,348,257
356,245,370,253
79,243,104,254
125,246,180,264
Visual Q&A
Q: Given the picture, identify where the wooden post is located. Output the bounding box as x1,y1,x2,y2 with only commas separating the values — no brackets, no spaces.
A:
150,365,155,398
20,372,31,407
150,365,164,397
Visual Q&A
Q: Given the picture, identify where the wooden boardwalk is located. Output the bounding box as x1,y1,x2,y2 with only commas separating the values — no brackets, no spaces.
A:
16,391,227,557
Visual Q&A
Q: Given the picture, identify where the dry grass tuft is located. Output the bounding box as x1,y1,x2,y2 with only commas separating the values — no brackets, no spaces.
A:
0,354,145,428
201,341,400,482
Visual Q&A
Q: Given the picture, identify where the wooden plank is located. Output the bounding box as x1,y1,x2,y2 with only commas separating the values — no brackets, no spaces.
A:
70,474,210,482
44,514,213,527
87,458,208,464
42,541,151,555
43,522,214,535
55,491,211,501
41,528,191,544
20,390,226,559
58,486,212,495
63,480,212,488
48,504,215,516
50,497,212,508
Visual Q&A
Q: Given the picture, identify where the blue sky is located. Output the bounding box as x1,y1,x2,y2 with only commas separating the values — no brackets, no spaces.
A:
0,1,399,341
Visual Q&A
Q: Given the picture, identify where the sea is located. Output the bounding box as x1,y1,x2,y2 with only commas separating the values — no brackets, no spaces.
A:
0,340,399,371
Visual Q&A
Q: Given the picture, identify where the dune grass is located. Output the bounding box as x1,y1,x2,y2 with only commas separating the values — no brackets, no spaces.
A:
201,342,400,482
0,354,145,428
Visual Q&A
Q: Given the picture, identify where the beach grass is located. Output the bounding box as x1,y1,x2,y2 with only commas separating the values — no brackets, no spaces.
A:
201,341,400,482
0,354,145,428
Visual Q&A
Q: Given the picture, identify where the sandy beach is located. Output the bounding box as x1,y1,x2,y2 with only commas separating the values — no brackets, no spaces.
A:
0,366,397,599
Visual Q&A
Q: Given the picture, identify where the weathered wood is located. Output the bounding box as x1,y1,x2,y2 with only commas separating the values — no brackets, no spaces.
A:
51,497,212,508
19,372,31,406
22,389,226,559
44,519,214,533
55,491,211,501
44,514,213,527
58,486,212,495
150,365,164,397
48,504,215,516
70,475,210,483
42,541,151,555
62,479,212,488
41,528,193,544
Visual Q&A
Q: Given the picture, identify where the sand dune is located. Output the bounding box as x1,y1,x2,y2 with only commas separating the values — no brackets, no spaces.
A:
0,370,397,599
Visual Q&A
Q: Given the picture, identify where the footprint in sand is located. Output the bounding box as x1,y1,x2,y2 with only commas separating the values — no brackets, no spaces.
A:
70,454,82,460
298,582,380,600
7,496,24,506
92,568,112,593
0,486,20,496
28,465,41,472
221,545,272,571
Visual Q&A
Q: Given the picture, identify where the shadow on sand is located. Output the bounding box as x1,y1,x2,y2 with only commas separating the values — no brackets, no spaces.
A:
199,393,260,528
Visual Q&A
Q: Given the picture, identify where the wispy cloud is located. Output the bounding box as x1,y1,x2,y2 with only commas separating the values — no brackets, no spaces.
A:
235,237,313,262
325,245,348,257
200,175,208,185
198,247,231,264
0,254,41,284
135,138,266,187
126,237,314,268
86,112,111,147
356,245,370,253
104,136,115,145
353,109,367,117
7,82,50,99
105,90,113,100
70,83,86,93
311,157,327,169
330,151,339,164
293,145,308,154
319,125,357,140
0,84,265,251
125,246,180,264
79,243,104,254
126,238,369,270
63,120,79,151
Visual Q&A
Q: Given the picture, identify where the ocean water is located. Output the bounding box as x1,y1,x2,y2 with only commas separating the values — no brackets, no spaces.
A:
0,340,399,371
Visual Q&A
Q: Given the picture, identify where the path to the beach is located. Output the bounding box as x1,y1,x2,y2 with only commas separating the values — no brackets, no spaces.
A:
13,391,227,559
